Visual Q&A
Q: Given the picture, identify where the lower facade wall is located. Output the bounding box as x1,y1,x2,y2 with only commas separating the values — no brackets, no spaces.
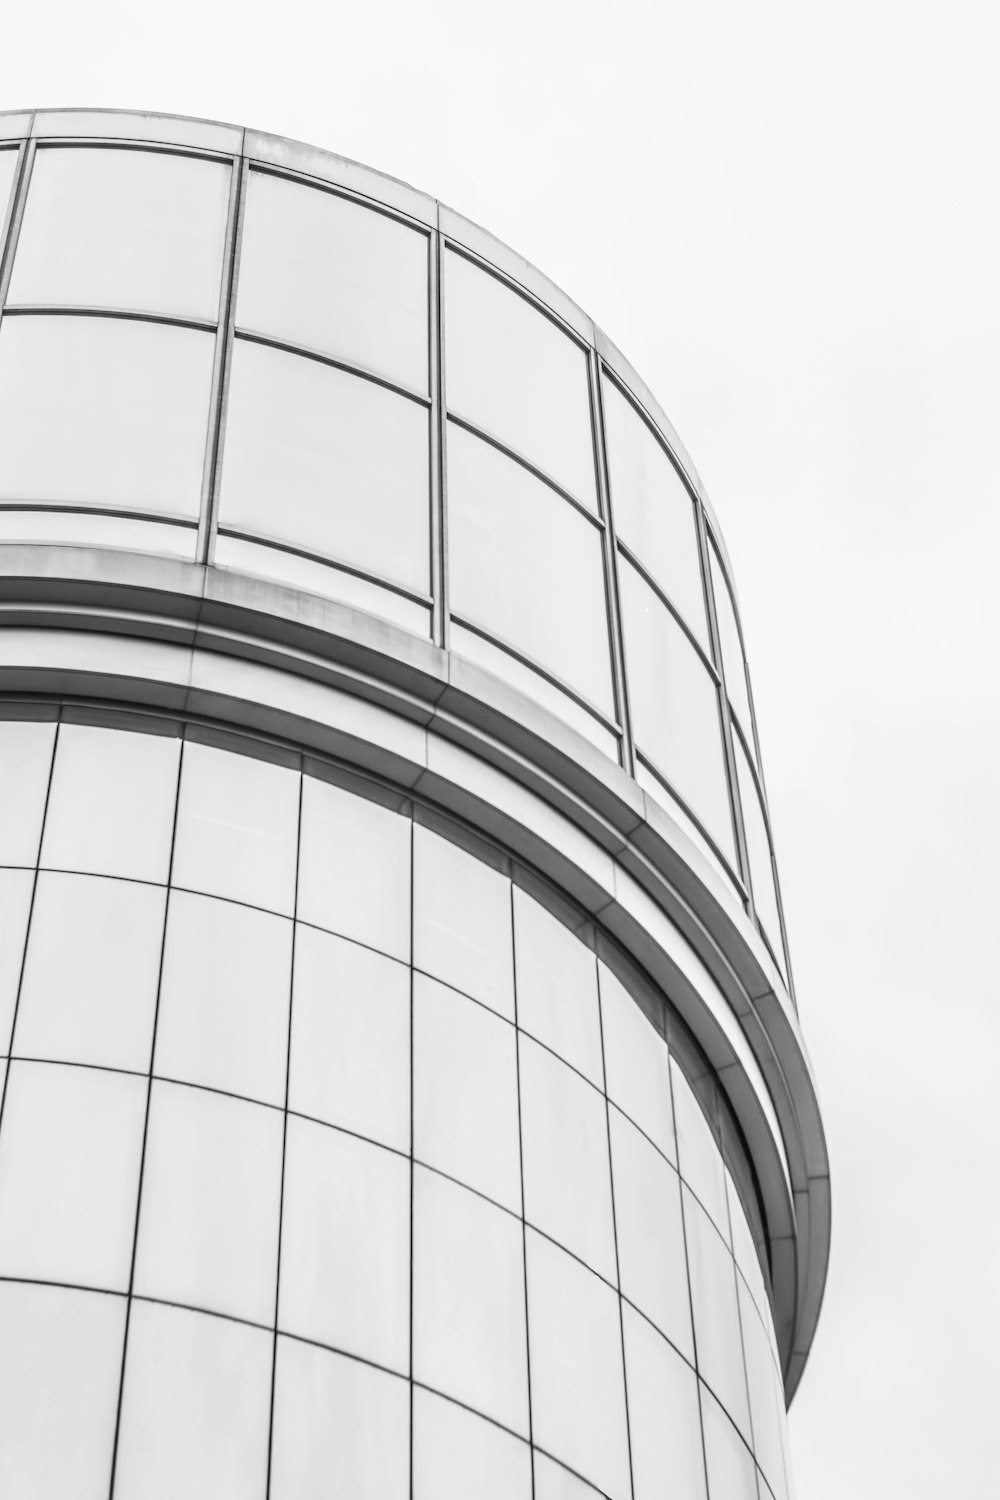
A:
0,710,794,1500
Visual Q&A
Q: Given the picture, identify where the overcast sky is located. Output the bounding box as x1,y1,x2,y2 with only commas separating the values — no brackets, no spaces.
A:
3,2,998,1493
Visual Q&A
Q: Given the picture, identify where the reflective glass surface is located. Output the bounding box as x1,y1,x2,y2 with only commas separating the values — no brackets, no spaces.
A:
0,870,32,1053
603,377,707,643
684,1189,751,1441
710,542,755,739
0,720,55,866
512,887,603,1085
9,147,230,320
0,507,199,558
219,338,430,592
735,738,785,971
671,1062,730,1239
622,1302,707,1500
445,249,597,508
238,170,429,392
600,961,675,1160
413,1386,532,1500
413,823,514,1019
0,149,17,226
701,1385,760,1500
620,558,735,857
0,315,214,516
448,421,614,714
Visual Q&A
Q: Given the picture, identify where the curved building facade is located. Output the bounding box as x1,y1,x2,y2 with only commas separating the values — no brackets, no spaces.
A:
0,109,829,1499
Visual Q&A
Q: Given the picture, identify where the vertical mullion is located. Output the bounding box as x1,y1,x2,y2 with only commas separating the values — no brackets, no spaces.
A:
590,355,634,774
198,150,247,566
509,887,536,1499
428,226,445,649
698,506,751,906
435,221,451,651
407,815,416,1498
0,137,36,320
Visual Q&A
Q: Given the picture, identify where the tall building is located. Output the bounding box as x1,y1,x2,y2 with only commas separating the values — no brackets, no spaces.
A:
0,109,829,1500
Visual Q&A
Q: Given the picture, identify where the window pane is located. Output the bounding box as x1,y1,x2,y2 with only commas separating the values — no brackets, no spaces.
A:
609,1107,692,1360
684,1189,751,1442
734,739,784,974
238,170,429,393
413,824,514,1019
599,962,675,1162
298,775,410,962
0,315,214,516
9,147,230,320
603,378,707,643
412,1386,531,1500
413,1167,529,1436
0,149,17,225
41,723,179,883
0,506,198,558
171,740,299,916
115,1299,272,1500
709,543,755,740
279,1115,409,1374
526,1229,631,1500
0,1060,145,1290
289,924,410,1153
701,1384,760,1500
219,338,429,592
134,1081,283,1324
512,887,602,1085
445,250,597,509
154,890,292,1106
0,719,55,865
413,973,520,1212
271,1336,409,1500
519,1035,616,1284
15,871,165,1072
671,1063,730,1240
448,423,614,714
728,1176,770,1330
620,558,734,857
533,1451,607,1499
0,869,33,1053
0,1281,125,1500
622,1302,707,1500
739,1282,789,1500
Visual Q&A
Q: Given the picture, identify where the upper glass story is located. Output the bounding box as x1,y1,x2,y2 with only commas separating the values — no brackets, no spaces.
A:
0,109,790,989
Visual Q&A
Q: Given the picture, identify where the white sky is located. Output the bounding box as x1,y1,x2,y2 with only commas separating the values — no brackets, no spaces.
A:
3,1,998,1492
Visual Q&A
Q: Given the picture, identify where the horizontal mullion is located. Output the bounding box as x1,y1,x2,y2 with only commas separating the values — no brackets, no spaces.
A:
29,137,239,167
246,160,435,236
0,303,217,334
445,411,603,529
0,501,197,527
617,539,717,676
217,526,433,608
233,328,431,407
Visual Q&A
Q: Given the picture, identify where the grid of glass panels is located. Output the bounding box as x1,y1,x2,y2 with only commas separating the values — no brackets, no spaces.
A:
0,712,794,1500
0,123,790,980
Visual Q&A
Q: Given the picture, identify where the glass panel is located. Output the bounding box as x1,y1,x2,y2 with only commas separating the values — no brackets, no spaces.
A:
219,338,430,592
271,1336,409,1500
171,740,299,916
9,147,230,320
634,758,736,889
609,1106,692,1360
279,1114,409,1373
289,924,410,1153
238,170,429,393
0,315,214,516
214,533,431,635
412,1386,532,1500
0,507,199,558
445,249,597,509
413,972,520,1212
619,558,735,857
0,1281,125,1500
603,377,707,643
533,1451,607,1499
448,423,614,714
450,623,620,759
734,739,784,975
728,1175,770,1328
413,824,514,1019
0,719,55,865
684,1188,751,1442
0,149,17,226
739,1281,789,1500
671,1063,730,1241
412,1167,529,1436
0,869,33,1053
709,543,755,740
14,871,165,1072
41,723,179,883
154,889,292,1106
115,1299,272,1500
512,887,602,1085
134,1081,283,1324
519,1035,616,1284
622,1302,707,1500
0,1059,145,1291
701,1384,760,1500
298,774,410,962
525,1229,631,1500
599,962,675,1161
